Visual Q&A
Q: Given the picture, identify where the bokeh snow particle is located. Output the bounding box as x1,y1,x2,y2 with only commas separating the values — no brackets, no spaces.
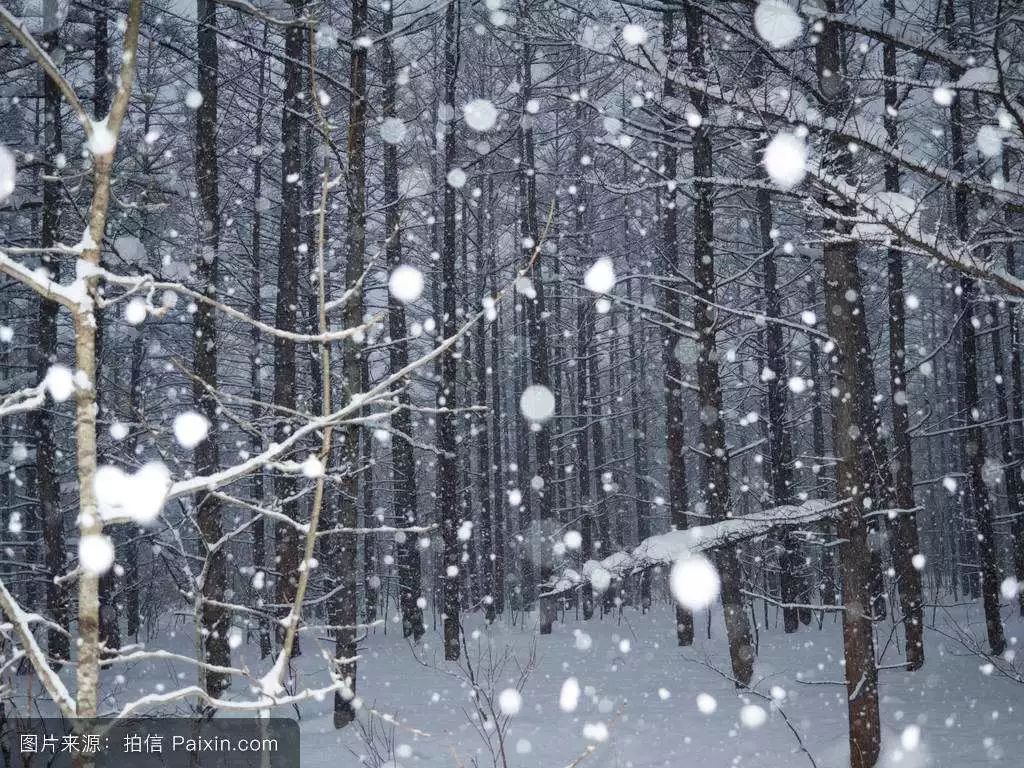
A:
584,257,616,294
621,23,648,46
559,677,580,712
740,704,768,728
932,86,955,106
0,144,16,203
696,692,717,714
463,99,498,131
79,533,115,576
498,688,522,716
173,411,210,449
389,264,425,304
446,167,467,188
520,384,555,423
670,554,720,611
753,0,803,48
380,117,407,145
125,298,148,326
44,365,75,402
763,132,808,189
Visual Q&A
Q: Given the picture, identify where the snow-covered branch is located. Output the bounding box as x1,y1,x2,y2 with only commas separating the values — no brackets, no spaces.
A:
544,499,849,596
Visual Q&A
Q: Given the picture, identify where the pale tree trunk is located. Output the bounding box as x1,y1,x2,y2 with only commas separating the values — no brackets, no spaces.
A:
684,1,753,686
72,0,144,719
194,0,229,697
816,5,880,764
660,9,694,647
92,0,119,660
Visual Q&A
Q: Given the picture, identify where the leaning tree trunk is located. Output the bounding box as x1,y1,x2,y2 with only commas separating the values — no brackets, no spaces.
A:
816,6,881,765
684,1,753,686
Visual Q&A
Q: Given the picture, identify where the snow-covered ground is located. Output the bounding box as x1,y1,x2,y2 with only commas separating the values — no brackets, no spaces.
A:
6,597,1021,766
302,599,1024,767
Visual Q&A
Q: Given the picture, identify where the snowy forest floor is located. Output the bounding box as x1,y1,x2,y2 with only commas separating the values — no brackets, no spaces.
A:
317,598,1023,767
7,596,1022,767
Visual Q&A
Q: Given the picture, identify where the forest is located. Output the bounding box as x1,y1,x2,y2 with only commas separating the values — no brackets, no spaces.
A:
1,0,1023,765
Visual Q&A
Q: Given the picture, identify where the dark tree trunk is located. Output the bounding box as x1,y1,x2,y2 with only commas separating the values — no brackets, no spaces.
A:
438,0,461,661
517,0,556,634
757,153,802,631
660,9,694,647
473,160,496,623
381,3,424,640
1004,151,1024,616
945,0,1004,655
193,0,229,698
488,182,507,615
333,0,368,727
37,8,68,667
817,7,881,765
273,2,304,657
882,0,924,670
684,1,753,686
250,28,272,660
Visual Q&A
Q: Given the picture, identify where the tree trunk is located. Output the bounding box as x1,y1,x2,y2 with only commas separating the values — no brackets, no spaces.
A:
882,0,924,670
250,26,272,660
816,6,881,764
438,0,461,661
273,3,303,658
684,1,753,686
660,9,694,647
333,0,368,726
193,0,229,698
37,4,68,666
1004,151,1024,616
945,0,1004,655
381,3,424,640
